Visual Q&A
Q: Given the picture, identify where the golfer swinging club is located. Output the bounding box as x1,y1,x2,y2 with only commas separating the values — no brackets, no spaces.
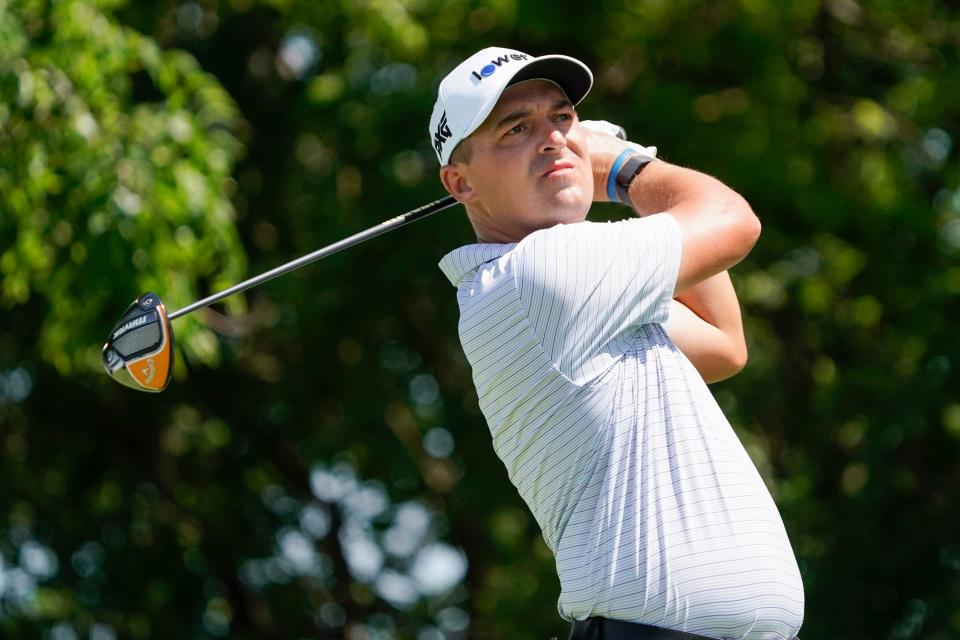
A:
431,48,803,639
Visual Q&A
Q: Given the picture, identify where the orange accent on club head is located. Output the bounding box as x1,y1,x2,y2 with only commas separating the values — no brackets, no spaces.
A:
126,300,174,392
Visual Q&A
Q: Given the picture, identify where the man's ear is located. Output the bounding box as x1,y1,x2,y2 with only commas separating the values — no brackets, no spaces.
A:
439,164,478,204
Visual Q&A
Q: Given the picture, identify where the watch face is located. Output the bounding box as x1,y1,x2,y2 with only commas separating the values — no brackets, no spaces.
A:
616,155,653,186
614,156,654,205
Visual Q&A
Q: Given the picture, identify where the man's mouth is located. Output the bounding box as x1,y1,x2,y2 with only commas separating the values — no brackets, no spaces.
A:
542,160,576,178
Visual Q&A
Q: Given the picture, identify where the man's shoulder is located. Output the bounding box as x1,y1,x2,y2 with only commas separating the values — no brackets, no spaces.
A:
439,216,678,288
514,217,675,266
520,217,672,246
438,241,516,288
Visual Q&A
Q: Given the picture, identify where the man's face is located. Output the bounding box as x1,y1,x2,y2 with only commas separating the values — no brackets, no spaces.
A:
441,80,594,243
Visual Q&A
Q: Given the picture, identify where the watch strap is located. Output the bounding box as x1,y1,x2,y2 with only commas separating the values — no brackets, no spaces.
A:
606,149,636,203
614,154,654,206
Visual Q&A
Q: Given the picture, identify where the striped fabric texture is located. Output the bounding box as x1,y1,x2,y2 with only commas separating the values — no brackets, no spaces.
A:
439,215,804,639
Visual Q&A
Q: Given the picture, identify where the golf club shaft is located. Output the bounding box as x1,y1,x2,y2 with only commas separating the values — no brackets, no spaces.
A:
168,195,458,321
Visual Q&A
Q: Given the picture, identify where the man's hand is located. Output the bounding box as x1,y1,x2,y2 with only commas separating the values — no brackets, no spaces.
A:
579,122,655,203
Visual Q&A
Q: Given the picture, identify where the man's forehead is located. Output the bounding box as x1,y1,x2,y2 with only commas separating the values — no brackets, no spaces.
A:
482,80,572,127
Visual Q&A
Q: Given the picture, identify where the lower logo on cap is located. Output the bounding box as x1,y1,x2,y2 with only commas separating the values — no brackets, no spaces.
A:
470,53,529,83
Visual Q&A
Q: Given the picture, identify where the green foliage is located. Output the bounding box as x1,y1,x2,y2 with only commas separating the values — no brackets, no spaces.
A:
1,0,959,638
0,0,246,375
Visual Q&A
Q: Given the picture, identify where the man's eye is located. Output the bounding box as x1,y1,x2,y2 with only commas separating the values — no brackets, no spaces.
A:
506,123,526,136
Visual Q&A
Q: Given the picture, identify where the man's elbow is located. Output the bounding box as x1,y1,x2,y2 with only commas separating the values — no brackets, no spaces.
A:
744,205,761,253
731,194,761,260
705,339,749,383
728,339,749,375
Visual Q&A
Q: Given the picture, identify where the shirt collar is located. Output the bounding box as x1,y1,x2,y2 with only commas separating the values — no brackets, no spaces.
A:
438,242,516,287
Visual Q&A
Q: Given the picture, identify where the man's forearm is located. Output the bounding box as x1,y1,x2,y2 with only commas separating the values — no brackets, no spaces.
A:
585,129,754,377
622,161,759,295
667,298,746,382
674,271,745,342
670,272,748,379
624,165,747,347
625,162,749,377
587,127,760,295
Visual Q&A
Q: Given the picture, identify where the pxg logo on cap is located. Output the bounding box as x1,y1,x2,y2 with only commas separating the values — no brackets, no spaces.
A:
428,47,594,165
433,111,452,158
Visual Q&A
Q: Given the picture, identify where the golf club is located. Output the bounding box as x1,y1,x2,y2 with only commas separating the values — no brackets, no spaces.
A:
102,120,628,392
102,194,458,392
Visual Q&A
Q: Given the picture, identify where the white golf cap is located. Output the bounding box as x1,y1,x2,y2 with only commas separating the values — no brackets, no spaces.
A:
429,47,593,165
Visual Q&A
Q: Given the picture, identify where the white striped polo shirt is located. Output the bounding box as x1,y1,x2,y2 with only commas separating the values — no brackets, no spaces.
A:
439,215,804,639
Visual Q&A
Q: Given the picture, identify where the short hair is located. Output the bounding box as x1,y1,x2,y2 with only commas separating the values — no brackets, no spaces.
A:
449,138,472,164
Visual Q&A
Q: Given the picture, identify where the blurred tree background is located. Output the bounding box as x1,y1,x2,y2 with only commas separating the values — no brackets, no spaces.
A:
1,0,959,638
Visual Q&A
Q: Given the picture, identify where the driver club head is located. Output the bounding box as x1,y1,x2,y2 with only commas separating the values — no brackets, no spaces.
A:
102,292,174,392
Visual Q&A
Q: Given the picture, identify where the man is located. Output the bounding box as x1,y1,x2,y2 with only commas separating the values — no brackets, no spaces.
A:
431,47,804,640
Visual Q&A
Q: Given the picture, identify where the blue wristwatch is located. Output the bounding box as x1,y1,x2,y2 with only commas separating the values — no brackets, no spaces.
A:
613,153,654,205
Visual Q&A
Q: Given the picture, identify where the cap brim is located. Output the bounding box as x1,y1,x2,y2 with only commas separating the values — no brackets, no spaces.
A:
449,53,594,164
506,55,593,105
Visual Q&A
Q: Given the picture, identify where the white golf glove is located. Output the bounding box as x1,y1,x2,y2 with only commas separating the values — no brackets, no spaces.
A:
579,119,658,159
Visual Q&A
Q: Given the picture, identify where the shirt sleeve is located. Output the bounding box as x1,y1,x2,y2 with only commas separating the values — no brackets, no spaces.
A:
513,215,683,384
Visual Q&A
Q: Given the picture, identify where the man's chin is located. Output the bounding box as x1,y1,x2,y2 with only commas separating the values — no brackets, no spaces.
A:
545,188,591,221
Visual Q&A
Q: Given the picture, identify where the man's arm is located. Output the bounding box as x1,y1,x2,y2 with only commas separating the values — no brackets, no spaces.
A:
634,164,759,296
586,127,756,380
628,162,754,381
668,274,747,383
586,127,760,291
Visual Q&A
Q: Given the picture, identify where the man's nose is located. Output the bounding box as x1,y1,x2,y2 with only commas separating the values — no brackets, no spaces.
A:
539,121,567,154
